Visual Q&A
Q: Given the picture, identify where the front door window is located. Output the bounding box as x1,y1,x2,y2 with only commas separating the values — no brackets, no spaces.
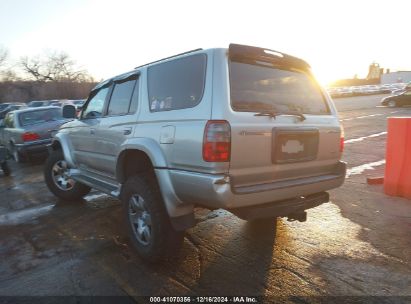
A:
82,87,109,119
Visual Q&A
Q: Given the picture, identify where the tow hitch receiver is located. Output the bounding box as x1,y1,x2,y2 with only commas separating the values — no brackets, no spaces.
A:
287,211,307,222
229,192,329,221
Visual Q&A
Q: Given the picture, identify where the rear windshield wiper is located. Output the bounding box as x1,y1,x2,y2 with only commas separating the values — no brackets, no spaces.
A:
254,111,306,121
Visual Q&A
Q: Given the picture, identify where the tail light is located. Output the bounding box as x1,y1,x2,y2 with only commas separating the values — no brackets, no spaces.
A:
340,125,344,153
203,120,231,162
22,132,40,142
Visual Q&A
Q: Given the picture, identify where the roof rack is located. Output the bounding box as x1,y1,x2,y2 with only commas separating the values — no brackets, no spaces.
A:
134,48,203,69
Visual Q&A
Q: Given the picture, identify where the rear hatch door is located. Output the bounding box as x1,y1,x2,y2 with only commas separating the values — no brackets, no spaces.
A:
227,44,341,189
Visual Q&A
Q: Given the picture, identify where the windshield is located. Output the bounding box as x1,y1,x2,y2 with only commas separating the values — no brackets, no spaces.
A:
229,61,330,114
19,108,63,127
0,104,10,111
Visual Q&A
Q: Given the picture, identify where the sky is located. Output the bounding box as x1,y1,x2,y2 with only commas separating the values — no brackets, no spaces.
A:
0,0,410,85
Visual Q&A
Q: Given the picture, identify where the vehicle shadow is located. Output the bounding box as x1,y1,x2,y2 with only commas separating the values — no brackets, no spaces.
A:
0,198,279,296
165,215,279,295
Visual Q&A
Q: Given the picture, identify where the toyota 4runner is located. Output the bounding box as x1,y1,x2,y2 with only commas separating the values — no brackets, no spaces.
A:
44,44,346,262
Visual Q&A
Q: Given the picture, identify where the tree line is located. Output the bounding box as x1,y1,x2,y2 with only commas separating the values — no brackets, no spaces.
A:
0,47,97,103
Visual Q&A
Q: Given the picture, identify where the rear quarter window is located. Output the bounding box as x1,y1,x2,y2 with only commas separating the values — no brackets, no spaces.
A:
147,54,207,112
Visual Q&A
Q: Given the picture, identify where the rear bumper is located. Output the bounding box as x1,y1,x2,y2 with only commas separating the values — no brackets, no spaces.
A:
15,139,51,157
165,161,346,210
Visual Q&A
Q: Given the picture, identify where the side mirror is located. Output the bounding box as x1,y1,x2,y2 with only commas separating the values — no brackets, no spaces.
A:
62,105,76,119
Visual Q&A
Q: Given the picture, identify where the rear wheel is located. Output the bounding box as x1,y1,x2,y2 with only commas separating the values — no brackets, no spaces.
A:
44,149,91,200
121,173,184,262
1,162,10,176
11,145,25,163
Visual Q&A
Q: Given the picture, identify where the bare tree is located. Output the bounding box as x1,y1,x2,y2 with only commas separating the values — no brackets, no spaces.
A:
0,47,8,68
20,56,45,81
1,69,18,81
20,51,93,82
0,47,20,82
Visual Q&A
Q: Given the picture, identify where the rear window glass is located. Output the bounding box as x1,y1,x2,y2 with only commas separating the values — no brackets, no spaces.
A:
230,61,329,114
147,54,207,112
19,108,63,127
28,101,46,107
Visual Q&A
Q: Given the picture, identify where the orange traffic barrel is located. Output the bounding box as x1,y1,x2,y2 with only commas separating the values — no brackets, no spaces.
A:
384,117,411,199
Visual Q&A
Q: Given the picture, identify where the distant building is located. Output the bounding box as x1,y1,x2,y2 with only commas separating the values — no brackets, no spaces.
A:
381,71,411,84
367,62,382,80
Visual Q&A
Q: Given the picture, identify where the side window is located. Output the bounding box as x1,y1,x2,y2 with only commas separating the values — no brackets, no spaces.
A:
147,54,207,112
4,113,14,128
82,87,110,119
107,77,138,116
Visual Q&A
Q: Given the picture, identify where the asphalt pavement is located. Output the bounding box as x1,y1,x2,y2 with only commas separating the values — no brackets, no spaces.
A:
0,94,410,302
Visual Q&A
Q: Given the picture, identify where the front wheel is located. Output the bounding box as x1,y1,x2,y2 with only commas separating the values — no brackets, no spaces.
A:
388,100,398,107
121,173,184,262
44,149,91,200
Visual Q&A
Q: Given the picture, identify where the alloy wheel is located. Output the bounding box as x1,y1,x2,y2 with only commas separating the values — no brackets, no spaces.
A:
51,160,75,191
128,194,152,246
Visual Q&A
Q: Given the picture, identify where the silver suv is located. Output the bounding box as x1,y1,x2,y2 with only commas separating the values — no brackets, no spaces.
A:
44,44,346,262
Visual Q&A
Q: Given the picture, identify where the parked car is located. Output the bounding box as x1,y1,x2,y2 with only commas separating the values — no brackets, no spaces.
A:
0,103,12,112
0,103,26,119
69,99,86,116
339,87,353,97
378,84,393,94
0,106,70,162
71,99,86,110
44,44,346,262
363,85,380,95
50,100,85,116
381,91,411,107
27,100,57,107
50,100,74,107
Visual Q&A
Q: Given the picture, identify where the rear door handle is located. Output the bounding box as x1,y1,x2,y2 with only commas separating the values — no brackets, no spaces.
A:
90,128,95,135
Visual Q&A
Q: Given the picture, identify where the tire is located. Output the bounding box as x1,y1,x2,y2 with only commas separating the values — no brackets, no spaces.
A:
388,100,397,107
1,162,10,176
121,173,184,262
11,146,24,163
44,149,91,201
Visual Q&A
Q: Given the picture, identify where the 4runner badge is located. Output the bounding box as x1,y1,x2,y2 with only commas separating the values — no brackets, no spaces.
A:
282,140,304,154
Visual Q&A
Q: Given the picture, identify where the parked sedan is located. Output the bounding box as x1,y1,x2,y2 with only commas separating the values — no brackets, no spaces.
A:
0,103,26,119
381,91,411,107
27,100,58,107
0,107,70,162
0,103,12,111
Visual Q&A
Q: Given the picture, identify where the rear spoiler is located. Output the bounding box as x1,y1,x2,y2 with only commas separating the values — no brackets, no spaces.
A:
229,43,311,70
